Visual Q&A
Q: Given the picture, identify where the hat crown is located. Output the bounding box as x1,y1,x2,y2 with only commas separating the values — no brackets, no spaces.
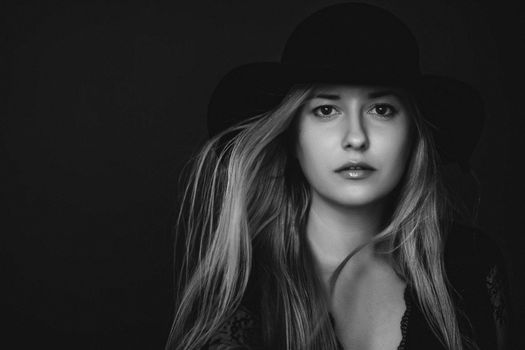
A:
281,3,421,81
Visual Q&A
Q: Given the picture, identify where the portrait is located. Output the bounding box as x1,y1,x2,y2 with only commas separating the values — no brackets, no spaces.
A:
3,0,523,349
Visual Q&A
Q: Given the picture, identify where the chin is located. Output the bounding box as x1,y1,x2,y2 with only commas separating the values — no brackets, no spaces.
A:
323,192,383,209
336,197,384,208
329,186,395,208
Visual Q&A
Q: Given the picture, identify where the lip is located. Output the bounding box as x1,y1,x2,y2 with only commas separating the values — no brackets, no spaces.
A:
334,161,376,172
334,161,376,180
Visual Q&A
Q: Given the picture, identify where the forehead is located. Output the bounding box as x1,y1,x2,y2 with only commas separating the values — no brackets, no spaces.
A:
306,84,408,100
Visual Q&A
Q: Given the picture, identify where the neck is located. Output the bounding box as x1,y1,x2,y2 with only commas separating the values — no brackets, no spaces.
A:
306,192,389,290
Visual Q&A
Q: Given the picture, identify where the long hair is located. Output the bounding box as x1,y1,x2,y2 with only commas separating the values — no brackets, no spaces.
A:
165,85,469,350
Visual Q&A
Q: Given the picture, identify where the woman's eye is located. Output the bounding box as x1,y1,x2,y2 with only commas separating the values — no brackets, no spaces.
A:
369,104,397,118
312,105,339,118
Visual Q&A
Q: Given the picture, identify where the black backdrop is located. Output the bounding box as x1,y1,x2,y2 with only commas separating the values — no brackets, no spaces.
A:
3,0,524,349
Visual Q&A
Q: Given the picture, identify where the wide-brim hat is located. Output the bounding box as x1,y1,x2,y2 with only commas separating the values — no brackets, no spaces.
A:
207,2,486,169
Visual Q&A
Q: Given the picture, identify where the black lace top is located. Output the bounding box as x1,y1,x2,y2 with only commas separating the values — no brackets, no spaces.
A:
203,224,509,350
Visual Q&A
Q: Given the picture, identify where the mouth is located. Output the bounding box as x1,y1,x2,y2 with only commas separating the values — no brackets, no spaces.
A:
334,161,376,172
334,161,376,180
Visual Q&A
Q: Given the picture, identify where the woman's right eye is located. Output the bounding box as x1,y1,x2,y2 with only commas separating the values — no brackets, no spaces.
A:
312,105,339,118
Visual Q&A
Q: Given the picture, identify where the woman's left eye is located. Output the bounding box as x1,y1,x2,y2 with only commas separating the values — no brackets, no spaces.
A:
370,103,397,118
312,105,339,118
369,104,397,118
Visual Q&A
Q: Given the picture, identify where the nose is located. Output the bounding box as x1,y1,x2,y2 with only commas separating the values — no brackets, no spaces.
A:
342,110,368,150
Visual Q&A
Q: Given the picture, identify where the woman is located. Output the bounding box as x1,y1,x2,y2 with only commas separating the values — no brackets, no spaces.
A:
166,3,508,350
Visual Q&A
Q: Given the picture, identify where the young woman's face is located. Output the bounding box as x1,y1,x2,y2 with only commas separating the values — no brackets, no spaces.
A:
295,85,413,208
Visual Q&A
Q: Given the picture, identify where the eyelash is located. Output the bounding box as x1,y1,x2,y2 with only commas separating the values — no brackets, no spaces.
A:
312,104,397,119
369,104,398,118
312,105,340,118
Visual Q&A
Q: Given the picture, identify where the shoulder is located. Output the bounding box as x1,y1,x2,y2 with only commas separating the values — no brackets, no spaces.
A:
203,305,261,350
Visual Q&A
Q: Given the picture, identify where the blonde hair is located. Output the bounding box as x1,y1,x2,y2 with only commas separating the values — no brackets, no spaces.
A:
165,85,471,350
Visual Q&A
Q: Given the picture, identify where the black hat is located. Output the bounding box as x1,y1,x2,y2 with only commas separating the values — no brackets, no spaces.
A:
207,3,486,169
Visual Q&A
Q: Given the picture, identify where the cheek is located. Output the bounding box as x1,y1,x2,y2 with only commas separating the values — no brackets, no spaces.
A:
379,127,413,176
398,125,414,164
296,134,318,170
296,130,331,177
394,132,412,163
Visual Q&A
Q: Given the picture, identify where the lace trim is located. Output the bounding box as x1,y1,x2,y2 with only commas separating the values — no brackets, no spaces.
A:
333,285,412,350
205,306,258,350
207,287,413,350
485,264,509,349
397,286,412,350
485,265,507,325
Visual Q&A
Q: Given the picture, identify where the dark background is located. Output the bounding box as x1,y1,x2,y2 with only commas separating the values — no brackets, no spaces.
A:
3,0,524,349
